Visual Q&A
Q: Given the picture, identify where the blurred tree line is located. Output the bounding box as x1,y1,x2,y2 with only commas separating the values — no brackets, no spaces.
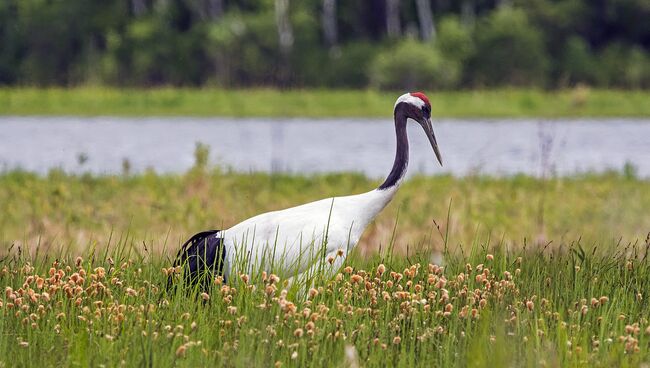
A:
0,0,648,89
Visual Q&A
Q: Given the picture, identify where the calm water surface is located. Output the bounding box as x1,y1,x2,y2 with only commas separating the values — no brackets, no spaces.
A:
0,117,648,178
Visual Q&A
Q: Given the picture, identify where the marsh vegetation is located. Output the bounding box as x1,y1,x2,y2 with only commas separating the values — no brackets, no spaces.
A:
1,163,649,366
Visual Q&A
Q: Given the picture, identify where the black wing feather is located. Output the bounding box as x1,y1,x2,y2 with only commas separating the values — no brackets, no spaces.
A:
168,230,226,291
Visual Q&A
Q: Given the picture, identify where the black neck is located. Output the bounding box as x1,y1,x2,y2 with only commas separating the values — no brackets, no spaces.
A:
378,106,409,190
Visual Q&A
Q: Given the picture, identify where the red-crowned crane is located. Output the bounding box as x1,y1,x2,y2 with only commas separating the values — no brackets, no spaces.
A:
171,92,442,290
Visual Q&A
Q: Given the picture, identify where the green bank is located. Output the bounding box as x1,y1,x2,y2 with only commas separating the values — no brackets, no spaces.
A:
1,88,649,118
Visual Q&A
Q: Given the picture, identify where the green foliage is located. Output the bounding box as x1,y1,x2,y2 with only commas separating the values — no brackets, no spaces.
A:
470,7,550,87
435,16,475,66
289,7,329,86
320,42,379,88
370,39,460,90
238,9,284,80
0,0,648,89
599,43,650,89
0,2,21,84
560,36,598,86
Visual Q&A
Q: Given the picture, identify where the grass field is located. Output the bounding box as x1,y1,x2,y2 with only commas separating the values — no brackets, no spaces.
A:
1,168,648,256
1,166,650,366
1,87,649,117
2,239,650,367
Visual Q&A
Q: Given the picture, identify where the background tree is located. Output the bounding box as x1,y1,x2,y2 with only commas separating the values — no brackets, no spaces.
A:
0,0,647,89
469,7,549,87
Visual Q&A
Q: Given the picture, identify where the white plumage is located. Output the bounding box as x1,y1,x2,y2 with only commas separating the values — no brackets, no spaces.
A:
173,92,442,287
221,183,399,281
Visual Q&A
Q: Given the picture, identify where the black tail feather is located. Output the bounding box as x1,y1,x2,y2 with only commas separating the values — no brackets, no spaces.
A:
168,230,226,292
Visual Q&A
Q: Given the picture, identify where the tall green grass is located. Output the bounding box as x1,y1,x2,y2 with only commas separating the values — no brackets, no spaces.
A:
1,88,649,117
1,232,650,367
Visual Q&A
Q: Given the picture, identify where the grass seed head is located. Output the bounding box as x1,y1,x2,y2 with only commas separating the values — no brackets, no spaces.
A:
377,264,386,277
435,277,446,289
526,301,534,312
176,344,187,357
308,288,318,299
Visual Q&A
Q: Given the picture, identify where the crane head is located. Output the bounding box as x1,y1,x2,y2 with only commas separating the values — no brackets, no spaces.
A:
394,92,443,166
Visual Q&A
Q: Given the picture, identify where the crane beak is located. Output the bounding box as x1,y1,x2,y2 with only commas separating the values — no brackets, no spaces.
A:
421,118,443,166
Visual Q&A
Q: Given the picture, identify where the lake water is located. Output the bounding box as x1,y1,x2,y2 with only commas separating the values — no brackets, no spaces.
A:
0,117,649,178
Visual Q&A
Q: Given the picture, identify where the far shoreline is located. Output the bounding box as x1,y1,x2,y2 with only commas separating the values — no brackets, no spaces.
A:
1,87,649,118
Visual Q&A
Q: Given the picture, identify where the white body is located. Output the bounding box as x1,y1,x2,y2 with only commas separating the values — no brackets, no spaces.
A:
219,184,401,281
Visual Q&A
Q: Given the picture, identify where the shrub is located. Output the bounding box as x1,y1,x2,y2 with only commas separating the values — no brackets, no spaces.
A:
435,16,474,64
560,36,598,86
598,43,650,89
469,7,549,87
370,38,460,90
290,8,329,87
320,42,380,88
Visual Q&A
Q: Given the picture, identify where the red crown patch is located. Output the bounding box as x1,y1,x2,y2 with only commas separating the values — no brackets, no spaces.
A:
410,92,430,107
